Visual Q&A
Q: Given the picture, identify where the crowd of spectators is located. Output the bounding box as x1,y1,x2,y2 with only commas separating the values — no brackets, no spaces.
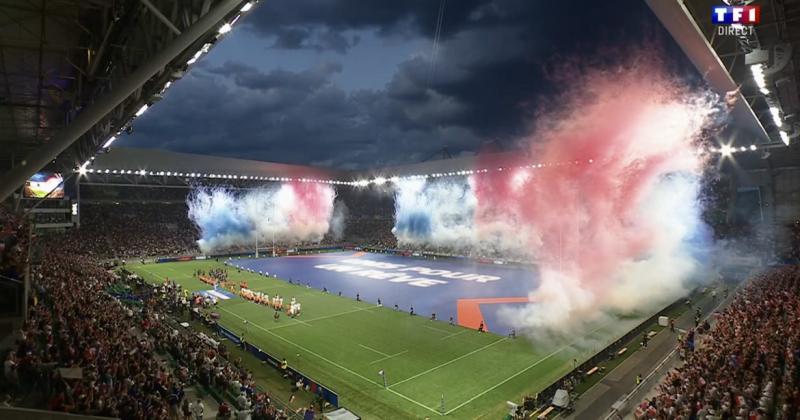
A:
61,203,199,259
2,242,300,419
0,206,28,283
38,192,800,265
129,277,296,419
778,221,800,263
345,218,396,249
4,251,180,418
636,266,800,419
48,201,397,259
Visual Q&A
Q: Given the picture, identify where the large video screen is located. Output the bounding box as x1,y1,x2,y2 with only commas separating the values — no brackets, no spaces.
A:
24,172,65,199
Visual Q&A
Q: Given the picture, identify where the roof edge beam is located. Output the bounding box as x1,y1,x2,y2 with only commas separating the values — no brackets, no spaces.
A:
645,0,770,142
0,0,245,202
140,0,182,36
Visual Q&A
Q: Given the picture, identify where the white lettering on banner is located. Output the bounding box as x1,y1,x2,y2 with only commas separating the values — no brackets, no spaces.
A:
340,259,407,270
398,267,450,276
350,270,403,280
410,279,448,287
473,275,501,283
385,274,425,283
398,267,501,283
314,263,362,273
313,261,503,288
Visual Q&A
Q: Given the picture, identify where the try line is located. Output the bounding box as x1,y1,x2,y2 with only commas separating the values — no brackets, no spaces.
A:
444,323,610,415
218,307,444,416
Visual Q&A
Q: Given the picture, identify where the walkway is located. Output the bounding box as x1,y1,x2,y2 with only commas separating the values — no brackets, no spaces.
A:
563,290,722,420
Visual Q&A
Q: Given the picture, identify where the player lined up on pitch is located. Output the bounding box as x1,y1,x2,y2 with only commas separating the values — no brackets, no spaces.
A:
240,287,302,318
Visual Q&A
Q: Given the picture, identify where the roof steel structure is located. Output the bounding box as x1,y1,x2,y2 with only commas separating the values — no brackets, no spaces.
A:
0,0,255,201
647,0,800,149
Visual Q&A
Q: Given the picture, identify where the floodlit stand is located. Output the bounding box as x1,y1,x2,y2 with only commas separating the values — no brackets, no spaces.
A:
0,0,248,202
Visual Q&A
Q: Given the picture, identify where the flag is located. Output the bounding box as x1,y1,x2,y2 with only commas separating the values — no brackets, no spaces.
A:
378,370,384,376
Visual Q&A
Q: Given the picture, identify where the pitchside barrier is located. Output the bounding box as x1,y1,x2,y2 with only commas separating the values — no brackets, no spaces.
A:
358,246,536,268
528,292,692,410
153,245,351,264
214,323,341,408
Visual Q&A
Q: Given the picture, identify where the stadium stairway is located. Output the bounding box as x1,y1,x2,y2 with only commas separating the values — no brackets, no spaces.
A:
562,288,725,420
149,350,220,419
129,320,223,419
183,386,221,420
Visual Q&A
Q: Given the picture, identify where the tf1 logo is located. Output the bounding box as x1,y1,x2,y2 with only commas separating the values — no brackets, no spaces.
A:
712,5,760,36
711,5,761,25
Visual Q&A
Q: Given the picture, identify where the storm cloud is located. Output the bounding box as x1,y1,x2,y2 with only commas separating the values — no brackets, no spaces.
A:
120,0,689,169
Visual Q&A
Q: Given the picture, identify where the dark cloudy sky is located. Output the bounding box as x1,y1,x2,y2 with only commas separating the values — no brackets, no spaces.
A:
118,0,694,170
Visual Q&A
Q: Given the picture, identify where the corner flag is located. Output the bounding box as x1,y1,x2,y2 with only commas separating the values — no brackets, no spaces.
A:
378,370,387,388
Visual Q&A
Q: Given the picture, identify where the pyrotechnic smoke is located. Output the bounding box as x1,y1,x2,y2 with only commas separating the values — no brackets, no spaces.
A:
330,200,349,241
187,182,336,253
187,187,253,252
391,49,724,334
488,51,722,335
392,178,476,249
392,177,534,258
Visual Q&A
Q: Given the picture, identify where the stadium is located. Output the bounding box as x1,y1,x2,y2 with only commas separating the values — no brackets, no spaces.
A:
1,1,800,420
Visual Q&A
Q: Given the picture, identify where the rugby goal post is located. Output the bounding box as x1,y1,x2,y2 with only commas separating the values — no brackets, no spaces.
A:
255,234,278,257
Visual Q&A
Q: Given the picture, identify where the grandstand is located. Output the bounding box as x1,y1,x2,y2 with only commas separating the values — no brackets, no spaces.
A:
1,0,800,420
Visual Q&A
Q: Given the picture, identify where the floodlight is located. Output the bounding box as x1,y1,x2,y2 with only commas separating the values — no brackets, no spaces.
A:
780,131,790,146
187,51,202,65
719,144,734,157
769,106,782,127
750,64,768,95
135,105,149,117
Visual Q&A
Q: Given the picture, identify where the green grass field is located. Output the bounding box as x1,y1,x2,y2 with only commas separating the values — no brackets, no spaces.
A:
129,259,644,419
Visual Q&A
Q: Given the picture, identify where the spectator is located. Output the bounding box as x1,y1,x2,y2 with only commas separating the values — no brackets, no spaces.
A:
635,266,800,419
191,398,204,420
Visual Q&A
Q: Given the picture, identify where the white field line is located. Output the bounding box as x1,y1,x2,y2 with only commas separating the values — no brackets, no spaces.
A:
267,306,378,331
140,264,378,332
440,330,468,340
217,307,442,416
389,337,508,388
444,324,609,415
130,266,623,416
359,344,391,358
422,325,452,335
368,350,409,365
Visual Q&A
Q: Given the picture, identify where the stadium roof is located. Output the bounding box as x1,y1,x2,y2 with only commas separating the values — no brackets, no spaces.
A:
647,0,799,149
81,147,527,187
0,0,257,201
91,146,345,179
4,0,800,199
350,151,528,180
